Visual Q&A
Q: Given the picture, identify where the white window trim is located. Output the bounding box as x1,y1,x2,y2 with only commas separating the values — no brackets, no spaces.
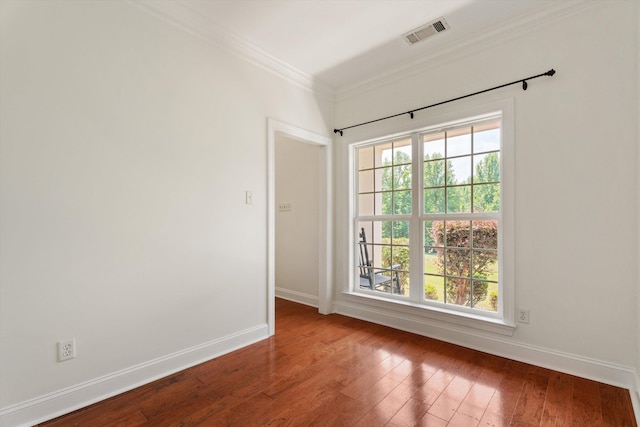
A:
345,99,516,336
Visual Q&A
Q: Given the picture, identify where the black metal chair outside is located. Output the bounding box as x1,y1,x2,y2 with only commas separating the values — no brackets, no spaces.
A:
358,227,401,294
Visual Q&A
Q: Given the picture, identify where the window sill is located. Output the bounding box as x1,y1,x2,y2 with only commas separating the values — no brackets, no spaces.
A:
339,291,516,337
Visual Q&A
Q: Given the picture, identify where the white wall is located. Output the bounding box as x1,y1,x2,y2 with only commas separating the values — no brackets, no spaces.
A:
275,136,320,303
334,1,638,379
0,0,332,420
637,0,640,399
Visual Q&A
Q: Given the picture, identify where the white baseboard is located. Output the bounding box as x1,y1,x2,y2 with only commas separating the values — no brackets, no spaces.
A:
0,324,269,427
632,374,640,425
275,287,318,308
4,302,638,426
335,300,638,398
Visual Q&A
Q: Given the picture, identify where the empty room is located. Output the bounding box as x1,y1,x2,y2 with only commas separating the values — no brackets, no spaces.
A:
1,0,639,425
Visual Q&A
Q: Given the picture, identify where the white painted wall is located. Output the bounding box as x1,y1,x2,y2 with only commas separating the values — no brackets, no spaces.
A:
275,136,320,303
637,0,640,399
0,0,332,418
334,1,638,374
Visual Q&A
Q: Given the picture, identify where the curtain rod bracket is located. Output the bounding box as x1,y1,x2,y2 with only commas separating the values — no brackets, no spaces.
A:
409,111,414,119
522,80,528,90
333,129,343,136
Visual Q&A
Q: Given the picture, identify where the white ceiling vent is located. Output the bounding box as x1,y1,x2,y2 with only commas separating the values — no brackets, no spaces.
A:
403,18,450,45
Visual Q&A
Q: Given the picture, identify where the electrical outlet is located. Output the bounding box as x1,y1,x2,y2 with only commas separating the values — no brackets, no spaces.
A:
58,339,76,362
518,308,530,324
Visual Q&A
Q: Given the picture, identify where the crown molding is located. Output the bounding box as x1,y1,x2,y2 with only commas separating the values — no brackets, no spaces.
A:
129,0,334,99
335,1,600,102
129,0,601,103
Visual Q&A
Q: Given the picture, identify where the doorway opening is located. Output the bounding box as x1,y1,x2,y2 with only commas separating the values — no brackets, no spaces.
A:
267,119,332,335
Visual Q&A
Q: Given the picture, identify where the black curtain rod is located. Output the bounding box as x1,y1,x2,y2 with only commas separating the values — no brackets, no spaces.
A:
333,68,556,136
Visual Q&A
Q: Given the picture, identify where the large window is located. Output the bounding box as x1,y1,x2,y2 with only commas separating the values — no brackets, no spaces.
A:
354,112,508,320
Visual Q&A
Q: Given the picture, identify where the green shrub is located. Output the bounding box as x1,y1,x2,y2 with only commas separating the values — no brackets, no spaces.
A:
490,291,498,311
424,284,438,300
382,238,410,293
429,220,497,307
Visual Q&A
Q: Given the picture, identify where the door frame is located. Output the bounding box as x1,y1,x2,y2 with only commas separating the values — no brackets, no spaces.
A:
267,118,332,335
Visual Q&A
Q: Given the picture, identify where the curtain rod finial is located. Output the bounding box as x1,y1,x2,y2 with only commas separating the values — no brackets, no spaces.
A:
546,69,556,76
334,129,343,136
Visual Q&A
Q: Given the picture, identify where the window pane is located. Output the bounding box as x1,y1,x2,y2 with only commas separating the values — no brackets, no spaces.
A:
424,188,445,213
424,159,445,187
472,250,498,281
473,124,500,153
424,274,443,302
472,220,498,249
391,247,409,271
375,221,391,243
357,243,373,276
374,192,383,215
448,156,471,185
392,221,410,242
394,165,412,189
424,220,441,248
424,249,440,274
393,138,412,165
445,220,470,247
473,281,498,312
428,221,445,252
446,186,471,213
368,222,408,297
358,169,374,193
393,190,412,215
357,221,376,282
446,278,471,307
396,271,410,296
375,142,393,167
377,167,392,191
423,132,445,159
473,153,500,183
444,248,471,277
447,128,471,156
473,183,500,213
358,193,374,216
358,221,373,244
374,244,397,294
369,244,379,272
470,280,489,309
381,191,392,215
358,146,374,170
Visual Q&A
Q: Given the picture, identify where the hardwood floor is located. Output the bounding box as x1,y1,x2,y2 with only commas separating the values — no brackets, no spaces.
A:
41,298,636,426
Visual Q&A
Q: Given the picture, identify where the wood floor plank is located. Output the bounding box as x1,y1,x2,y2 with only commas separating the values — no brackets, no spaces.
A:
387,397,431,426
572,377,603,427
539,371,574,427
361,379,416,424
422,370,456,405
449,381,496,426
600,383,636,427
39,299,637,426
428,375,475,422
476,359,530,426
510,366,551,427
307,391,370,426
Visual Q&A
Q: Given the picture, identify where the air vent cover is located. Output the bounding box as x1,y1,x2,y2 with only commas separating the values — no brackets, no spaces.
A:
403,18,450,45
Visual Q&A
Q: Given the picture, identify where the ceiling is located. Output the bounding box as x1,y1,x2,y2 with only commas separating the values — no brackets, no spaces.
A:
156,0,586,92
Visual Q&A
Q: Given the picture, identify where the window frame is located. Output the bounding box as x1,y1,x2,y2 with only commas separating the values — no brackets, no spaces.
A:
347,101,515,334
